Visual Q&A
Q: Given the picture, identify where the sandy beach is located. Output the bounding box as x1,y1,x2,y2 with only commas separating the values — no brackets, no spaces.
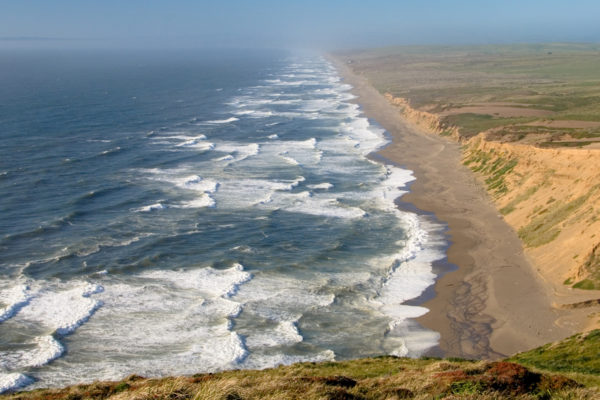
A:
330,57,590,360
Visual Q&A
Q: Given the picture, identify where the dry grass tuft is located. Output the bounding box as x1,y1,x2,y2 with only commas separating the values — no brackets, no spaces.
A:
3,356,598,400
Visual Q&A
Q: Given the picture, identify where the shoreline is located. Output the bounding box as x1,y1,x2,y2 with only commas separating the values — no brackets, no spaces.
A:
330,56,580,359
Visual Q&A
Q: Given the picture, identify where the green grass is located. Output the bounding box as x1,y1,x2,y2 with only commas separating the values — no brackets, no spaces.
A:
518,192,593,247
572,279,598,290
463,148,519,196
571,244,600,289
570,130,600,139
449,380,487,395
509,330,600,378
338,43,600,140
519,96,600,112
500,186,540,215
556,114,600,122
540,141,595,148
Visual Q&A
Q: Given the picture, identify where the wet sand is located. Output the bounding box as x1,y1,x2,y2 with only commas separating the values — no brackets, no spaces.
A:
330,57,576,359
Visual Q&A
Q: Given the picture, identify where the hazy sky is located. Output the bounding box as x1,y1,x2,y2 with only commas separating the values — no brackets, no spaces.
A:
2,0,599,49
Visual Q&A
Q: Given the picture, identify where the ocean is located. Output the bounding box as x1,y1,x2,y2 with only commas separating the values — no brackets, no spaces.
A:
0,49,446,392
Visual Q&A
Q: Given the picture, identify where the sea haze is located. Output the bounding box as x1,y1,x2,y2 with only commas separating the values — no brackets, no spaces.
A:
0,49,446,392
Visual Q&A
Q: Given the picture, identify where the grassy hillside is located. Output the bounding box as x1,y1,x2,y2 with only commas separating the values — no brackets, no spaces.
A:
3,331,599,400
509,329,600,386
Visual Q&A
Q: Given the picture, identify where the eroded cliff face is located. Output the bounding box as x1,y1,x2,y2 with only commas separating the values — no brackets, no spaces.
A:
384,94,461,140
464,138,600,291
385,94,600,299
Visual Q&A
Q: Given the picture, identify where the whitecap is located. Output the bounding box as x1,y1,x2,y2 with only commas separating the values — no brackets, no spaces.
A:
204,117,239,124
178,195,216,208
243,349,335,370
136,203,165,212
0,284,34,323
99,147,121,156
245,319,303,349
278,152,299,165
140,263,252,299
307,182,333,190
0,335,64,370
0,373,34,394
18,283,104,336
214,143,260,164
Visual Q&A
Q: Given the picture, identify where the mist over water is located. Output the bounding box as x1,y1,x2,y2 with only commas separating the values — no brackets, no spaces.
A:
0,50,446,392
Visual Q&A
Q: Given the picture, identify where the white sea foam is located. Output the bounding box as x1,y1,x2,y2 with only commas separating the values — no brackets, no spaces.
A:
155,133,213,151
340,118,389,155
178,195,215,208
235,273,335,323
99,146,121,156
141,263,252,299
214,143,260,163
204,117,239,124
214,176,306,209
176,175,219,193
0,373,34,394
185,330,249,366
0,284,34,323
270,192,367,219
245,319,303,349
0,335,64,370
18,283,104,336
232,110,255,115
246,110,273,118
268,134,279,139
176,136,208,147
137,203,165,212
159,133,207,142
258,140,322,167
243,349,335,370
0,282,105,390
145,170,220,207
186,141,215,151
278,152,300,165
24,265,256,382
307,182,333,190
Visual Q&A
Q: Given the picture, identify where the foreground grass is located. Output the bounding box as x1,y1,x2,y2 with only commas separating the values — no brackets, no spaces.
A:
509,330,600,386
4,331,600,400
3,358,596,400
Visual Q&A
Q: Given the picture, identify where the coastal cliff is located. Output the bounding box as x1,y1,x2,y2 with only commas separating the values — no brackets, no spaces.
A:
386,93,600,323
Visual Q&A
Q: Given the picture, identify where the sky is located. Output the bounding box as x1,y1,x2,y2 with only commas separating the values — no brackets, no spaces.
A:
1,0,599,49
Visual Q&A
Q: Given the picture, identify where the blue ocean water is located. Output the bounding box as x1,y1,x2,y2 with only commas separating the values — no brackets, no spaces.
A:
0,49,446,392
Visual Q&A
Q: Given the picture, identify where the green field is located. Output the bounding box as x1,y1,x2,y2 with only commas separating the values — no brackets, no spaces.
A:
337,43,600,145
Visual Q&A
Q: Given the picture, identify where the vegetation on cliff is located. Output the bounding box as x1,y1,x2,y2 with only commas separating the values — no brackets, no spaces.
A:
2,331,599,399
509,330,600,379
